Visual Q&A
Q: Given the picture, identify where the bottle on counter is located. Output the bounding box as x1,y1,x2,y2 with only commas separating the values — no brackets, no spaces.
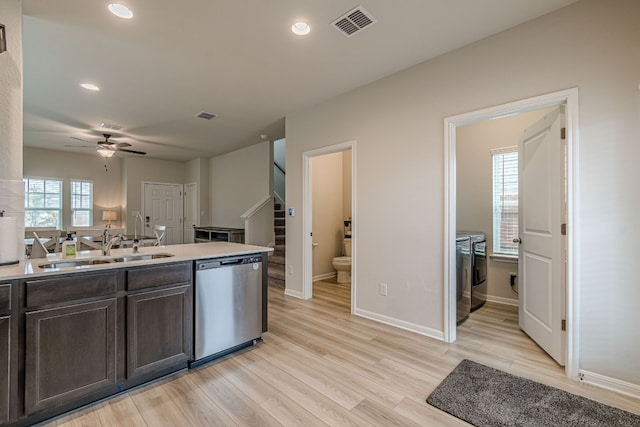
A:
62,233,77,258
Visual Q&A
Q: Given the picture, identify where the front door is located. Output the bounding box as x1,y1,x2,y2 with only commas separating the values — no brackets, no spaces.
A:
143,182,183,245
518,107,566,365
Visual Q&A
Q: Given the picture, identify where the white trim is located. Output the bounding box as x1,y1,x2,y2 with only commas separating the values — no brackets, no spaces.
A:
313,272,337,282
486,295,518,306
284,287,304,299
490,254,518,264
489,146,517,155
241,194,271,219
354,308,444,341
301,140,356,313
444,88,580,380
579,370,640,399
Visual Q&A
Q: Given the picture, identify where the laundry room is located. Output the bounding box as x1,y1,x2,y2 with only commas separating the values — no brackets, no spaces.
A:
455,107,555,324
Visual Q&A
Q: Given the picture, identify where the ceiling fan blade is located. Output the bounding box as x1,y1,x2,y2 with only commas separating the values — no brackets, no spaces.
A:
114,142,132,148
117,148,146,155
70,136,92,144
64,145,94,148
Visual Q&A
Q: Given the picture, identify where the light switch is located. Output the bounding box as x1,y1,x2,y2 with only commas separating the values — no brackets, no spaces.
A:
288,208,295,217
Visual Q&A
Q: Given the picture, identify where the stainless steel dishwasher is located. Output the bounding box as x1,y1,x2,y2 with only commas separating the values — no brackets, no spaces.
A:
192,254,263,367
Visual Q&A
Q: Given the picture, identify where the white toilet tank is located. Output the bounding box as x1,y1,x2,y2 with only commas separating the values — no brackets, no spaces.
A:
343,238,352,257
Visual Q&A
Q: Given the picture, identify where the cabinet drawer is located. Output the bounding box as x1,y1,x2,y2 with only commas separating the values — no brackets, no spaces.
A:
25,272,118,308
126,262,191,291
0,283,10,312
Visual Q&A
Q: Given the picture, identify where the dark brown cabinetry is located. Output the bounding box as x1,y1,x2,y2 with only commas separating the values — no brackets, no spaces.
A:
126,262,192,381
0,283,13,424
22,272,119,415
24,299,117,414
0,316,9,424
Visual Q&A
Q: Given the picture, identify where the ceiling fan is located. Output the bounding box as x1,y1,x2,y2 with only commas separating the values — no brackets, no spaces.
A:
66,133,147,158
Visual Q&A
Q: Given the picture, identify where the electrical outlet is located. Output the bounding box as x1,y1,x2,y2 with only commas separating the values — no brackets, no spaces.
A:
379,283,388,296
288,265,293,275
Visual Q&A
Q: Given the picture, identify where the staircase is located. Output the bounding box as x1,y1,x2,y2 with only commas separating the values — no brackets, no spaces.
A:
268,203,286,287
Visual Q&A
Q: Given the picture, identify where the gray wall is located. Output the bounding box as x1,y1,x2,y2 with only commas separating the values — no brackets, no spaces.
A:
24,147,124,228
285,0,640,387
209,141,270,228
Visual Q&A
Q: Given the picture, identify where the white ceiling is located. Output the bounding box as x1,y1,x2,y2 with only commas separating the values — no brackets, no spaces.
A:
22,0,579,161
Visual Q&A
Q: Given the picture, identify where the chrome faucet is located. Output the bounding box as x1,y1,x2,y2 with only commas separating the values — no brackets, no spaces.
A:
102,227,125,256
133,212,144,240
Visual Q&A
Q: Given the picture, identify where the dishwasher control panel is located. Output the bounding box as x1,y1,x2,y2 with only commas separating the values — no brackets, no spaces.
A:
197,255,262,271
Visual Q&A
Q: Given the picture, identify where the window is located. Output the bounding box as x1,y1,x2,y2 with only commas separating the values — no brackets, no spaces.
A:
71,180,93,226
24,178,63,228
492,147,518,256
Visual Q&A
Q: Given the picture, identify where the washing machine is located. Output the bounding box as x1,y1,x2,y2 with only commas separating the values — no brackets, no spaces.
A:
458,231,487,312
455,235,471,324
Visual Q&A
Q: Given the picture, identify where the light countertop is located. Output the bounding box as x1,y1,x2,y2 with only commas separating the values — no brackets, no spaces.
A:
0,242,273,280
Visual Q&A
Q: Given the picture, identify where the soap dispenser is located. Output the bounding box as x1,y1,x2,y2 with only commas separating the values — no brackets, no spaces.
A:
62,233,77,258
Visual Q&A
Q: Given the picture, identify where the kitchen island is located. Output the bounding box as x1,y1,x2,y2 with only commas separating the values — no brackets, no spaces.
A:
0,242,271,427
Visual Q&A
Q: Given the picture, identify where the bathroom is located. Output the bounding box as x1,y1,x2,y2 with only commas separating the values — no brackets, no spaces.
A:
310,149,352,293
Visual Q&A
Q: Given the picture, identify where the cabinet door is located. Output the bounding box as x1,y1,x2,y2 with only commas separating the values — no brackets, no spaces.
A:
25,299,117,415
0,315,9,424
127,284,192,379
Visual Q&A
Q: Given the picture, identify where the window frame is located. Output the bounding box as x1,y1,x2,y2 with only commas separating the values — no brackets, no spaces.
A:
23,177,63,229
70,179,94,227
491,146,519,257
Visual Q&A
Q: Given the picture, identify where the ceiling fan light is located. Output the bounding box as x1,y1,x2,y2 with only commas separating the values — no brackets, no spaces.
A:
98,148,116,158
107,3,134,19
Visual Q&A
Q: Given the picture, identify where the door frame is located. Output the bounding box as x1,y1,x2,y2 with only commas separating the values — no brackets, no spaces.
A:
302,140,356,313
443,88,580,379
184,182,198,244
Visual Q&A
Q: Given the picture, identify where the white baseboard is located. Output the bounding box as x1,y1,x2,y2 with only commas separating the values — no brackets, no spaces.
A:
354,308,444,341
313,272,336,282
486,295,519,306
579,369,640,399
284,287,305,299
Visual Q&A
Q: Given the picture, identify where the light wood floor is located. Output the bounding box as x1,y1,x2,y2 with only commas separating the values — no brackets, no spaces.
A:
46,279,639,426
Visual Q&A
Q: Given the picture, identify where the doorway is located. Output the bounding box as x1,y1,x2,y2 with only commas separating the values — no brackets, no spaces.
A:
302,141,356,313
443,88,580,378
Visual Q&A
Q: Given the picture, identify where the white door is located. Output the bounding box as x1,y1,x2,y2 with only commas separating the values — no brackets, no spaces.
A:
143,182,183,245
184,182,198,243
518,107,566,365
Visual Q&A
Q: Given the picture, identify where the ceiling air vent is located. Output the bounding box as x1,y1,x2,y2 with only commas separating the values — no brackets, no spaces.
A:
196,111,217,120
100,122,122,131
331,5,377,37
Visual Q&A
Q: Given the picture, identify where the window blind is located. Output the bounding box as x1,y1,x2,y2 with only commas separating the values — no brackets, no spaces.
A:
71,180,94,226
24,178,63,228
492,147,518,256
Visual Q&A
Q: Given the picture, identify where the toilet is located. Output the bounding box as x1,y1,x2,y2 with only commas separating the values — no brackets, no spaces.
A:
332,238,352,283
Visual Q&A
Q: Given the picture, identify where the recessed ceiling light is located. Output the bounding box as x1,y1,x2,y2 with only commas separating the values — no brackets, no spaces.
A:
292,21,310,36
107,3,134,19
80,83,100,91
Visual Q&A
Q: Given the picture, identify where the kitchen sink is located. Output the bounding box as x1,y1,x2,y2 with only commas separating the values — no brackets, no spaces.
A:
38,259,114,269
110,253,174,262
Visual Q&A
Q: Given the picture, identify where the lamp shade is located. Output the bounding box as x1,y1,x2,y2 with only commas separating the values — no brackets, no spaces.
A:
102,210,118,221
